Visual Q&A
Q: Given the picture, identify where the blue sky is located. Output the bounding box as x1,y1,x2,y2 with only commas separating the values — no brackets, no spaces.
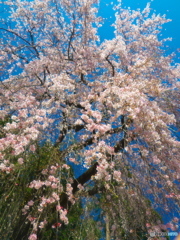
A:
98,0,180,59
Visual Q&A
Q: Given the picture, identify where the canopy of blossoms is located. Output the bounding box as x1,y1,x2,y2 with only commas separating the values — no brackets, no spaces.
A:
0,0,179,239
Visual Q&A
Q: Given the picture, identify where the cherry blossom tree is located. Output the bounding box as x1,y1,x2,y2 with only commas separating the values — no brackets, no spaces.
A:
0,0,179,239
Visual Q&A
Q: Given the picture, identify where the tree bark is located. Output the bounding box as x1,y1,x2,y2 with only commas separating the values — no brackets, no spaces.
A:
106,212,111,240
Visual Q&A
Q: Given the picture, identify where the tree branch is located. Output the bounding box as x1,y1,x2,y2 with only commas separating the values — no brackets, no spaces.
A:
60,136,127,209
60,162,98,209
106,55,115,77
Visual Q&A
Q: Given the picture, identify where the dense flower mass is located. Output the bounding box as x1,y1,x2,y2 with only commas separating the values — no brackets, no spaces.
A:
0,0,179,239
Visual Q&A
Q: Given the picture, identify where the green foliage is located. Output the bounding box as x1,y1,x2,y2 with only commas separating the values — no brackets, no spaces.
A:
0,115,12,138
0,141,103,240
0,142,63,239
96,185,170,240
0,115,12,127
0,139,171,240
56,200,102,240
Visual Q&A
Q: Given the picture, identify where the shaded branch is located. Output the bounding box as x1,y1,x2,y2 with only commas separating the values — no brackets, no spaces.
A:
55,123,85,147
64,99,86,110
0,28,40,58
60,125,123,158
28,30,40,58
60,162,98,209
80,73,88,84
106,55,115,77
67,27,75,61
114,138,128,152
87,185,105,196
0,28,32,45
60,136,127,209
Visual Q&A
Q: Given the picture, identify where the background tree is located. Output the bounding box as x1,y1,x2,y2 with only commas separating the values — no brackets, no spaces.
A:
0,0,179,239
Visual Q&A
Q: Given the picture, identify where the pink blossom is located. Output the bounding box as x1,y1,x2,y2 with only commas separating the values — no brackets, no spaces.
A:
77,184,84,191
74,119,83,125
44,180,51,186
69,158,76,163
39,220,47,229
152,155,161,164
14,145,24,155
28,200,34,206
27,216,36,222
48,175,56,182
166,222,177,231
41,169,48,175
29,180,43,189
113,170,122,182
52,192,60,201
56,205,62,211
28,233,37,240
52,222,61,228
38,207,43,212
81,114,89,122
51,183,58,189
24,205,30,210
62,164,70,169
18,158,24,164
146,223,151,228
46,197,55,204
30,145,36,152
173,217,179,223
